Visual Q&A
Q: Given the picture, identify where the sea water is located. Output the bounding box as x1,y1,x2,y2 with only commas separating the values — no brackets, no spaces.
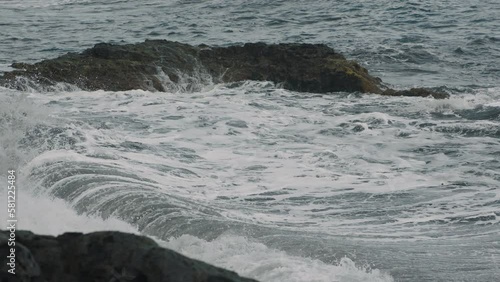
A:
1,1,499,281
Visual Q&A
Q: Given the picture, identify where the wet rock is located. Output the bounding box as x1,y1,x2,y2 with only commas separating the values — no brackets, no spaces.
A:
0,40,448,98
2,41,202,92
382,87,449,99
199,42,383,94
0,231,41,282
0,230,258,282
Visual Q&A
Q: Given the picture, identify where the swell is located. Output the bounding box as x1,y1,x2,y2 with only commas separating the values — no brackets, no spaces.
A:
25,152,247,240
2,82,500,282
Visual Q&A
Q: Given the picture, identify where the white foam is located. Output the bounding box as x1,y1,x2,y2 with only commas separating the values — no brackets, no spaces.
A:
2,84,499,281
19,86,500,237
0,187,393,282
0,92,51,172
162,234,393,282
0,184,138,235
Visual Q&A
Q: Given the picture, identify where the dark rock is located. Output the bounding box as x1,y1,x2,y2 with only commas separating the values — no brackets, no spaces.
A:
0,231,42,282
199,42,383,94
382,87,449,99
0,230,258,282
0,39,448,98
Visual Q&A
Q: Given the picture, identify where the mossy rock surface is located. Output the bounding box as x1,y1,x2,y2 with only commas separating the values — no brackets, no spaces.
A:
0,39,448,98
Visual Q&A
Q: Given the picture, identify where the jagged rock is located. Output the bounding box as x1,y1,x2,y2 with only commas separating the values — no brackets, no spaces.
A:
0,39,448,98
0,230,258,282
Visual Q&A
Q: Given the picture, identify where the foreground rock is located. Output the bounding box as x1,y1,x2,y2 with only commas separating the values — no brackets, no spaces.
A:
0,40,448,98
0,230,258,282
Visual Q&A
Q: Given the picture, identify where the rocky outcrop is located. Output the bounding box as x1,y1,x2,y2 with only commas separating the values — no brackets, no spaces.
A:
199,42,383,94
0,39,448,98
0,230,258,282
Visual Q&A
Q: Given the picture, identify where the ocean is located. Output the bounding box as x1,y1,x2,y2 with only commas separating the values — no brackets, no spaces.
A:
1,0,499,281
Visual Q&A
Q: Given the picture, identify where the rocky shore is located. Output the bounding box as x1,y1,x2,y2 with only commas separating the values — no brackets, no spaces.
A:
0,230,258,282
1,40,448,98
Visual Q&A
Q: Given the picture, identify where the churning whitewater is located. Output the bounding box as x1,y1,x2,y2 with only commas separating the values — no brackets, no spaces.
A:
2,83,499,281
1,0,500,281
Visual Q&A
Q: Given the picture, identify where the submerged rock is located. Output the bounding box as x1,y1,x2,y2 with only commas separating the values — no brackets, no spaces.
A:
0,39,448,98
0,230,258,282
382,87,449,99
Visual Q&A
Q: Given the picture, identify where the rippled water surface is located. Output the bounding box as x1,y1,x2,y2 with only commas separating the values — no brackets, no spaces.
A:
1,1,499,281
1,0,499,87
